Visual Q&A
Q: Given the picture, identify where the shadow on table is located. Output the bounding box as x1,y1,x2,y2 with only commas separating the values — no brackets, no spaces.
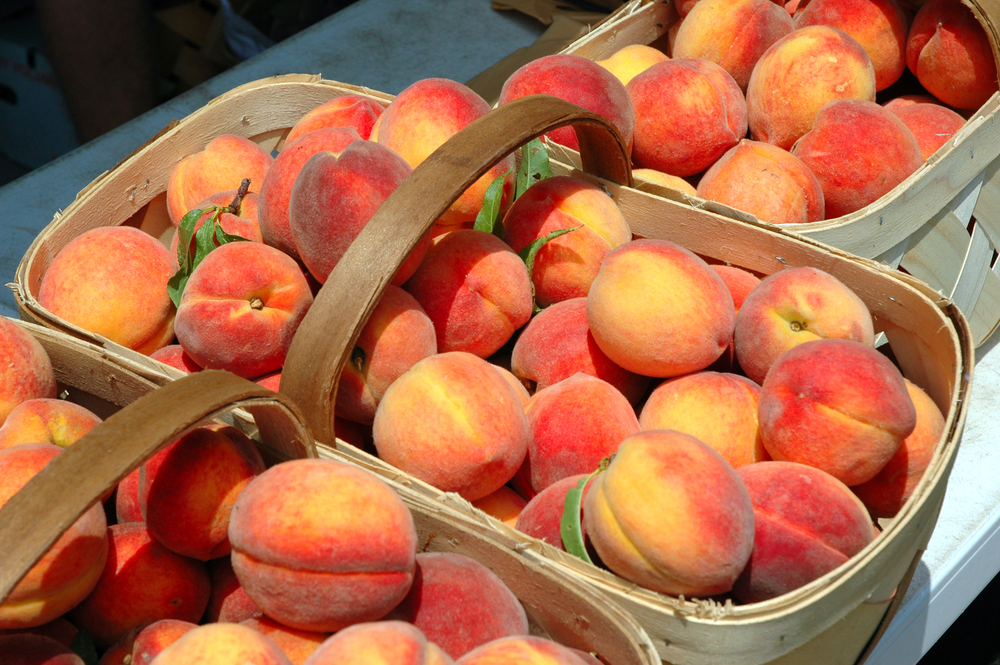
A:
915,563,1000,665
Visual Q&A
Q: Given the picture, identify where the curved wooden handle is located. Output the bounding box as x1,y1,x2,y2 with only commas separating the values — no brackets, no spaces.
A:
279,94,633,444
0,370,315,604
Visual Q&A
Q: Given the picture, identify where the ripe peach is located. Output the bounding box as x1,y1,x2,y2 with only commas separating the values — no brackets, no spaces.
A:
746,25,876,149
632,168,698,196
0,617,78,649
148,345,203,374
168,189,263,259
883,94,940,110
403,230,533,359
501,176,632,307
302,621,452,665
515,473,593,551
173,240,314,379
710,264,762,371
147,622,291,664
732,461,876,603
471,486,527,528
639,372,767,468
0,398,101,450
888,103,967,162
386,553,529,659
595,44,670,86
115,468,143,524
672,0,794,91
228,458,417,632
241,616,327,665
38,226,177,355
0,319,57,425
372,352,531,501
204,557,262,624
493,365,532,406
583,430,756,596
455,636,592,665
627,58,747,177
128,619,198,665
0,444,107,630
0,634,83,665
285,94,385,144
733,266,875,385
166,134,273,226
587,239,736,378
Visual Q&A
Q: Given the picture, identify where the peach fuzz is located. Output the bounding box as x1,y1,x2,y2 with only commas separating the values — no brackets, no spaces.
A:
124,620,198,665
888,103,967,162
498,54,636,154
696,139,825,224
0,444,107,630
672,0,793,91
148,344,202,374
511,297,650,407
595,44,670,86
515,473,593,551
627,58,747,177
372,351,531,501
165,134,273,226
639,372,767,468
0,318,57,425
378,78,514,228
0,634,83,665
794,0,908,91
168,189,264,259
746,25,876,150
632,168,698,196
907,0,998,110
587,238,736,378
68,522,210,649
38,226,177,355
852,379,946,518
501,176,631,308
493,365,532,406
759,338,916,486
257,126,363,259
521,373,639,494
883,94,941,110
710,264,761,370
731,461,876,603
228,458,417,632
733,265,875,385
115,467,143,523
147,623,291,664
303,621,454,665
242,617,327,665
204,557,262,624
0,398,101,450
386,553,529,659
174,240,314,379
403,230,533,359
336,284,437,426
139,425,265,560
456,635,592,665
472,486,528,528
791,99,923,218
285,94,385,144
583,430,755,596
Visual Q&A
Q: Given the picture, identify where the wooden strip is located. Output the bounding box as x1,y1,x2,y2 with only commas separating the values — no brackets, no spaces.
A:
560,0,675,61
950,221,993,314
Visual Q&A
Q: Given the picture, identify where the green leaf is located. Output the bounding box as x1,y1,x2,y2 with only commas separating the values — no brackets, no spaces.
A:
71,629,100,665
561,470,598,564
516,138,551,200
473,169,511,239
167,206,236,308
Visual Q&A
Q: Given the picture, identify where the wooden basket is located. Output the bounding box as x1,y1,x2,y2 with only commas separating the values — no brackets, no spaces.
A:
548,0,1000,348
0,318,661,665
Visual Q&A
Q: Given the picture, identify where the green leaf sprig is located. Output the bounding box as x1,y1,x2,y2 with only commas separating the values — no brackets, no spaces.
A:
516,137,552,199
560,456,612,564
473,169,511,239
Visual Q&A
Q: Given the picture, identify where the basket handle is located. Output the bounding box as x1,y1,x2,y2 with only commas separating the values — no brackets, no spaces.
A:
278,94,633,444
0,370,316,605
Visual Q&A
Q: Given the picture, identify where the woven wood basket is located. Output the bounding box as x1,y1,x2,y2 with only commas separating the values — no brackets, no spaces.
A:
0,318,660,665
546,0,1000,348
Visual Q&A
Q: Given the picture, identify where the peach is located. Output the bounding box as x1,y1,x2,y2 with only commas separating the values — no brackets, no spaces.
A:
791,99,923,218
883,94,941,110
583,430,756,596
627,58,747,177
242,617,328,665
302,621,453,665
696,139,825,224
907,0,999,110
852,379,946,518
168,189,263,259
386,553,529,659
0,444,107,630
173,240,314,379
471,486,527,528
501,176,632,307
0,634,83,665
794,0,908,91
732,461,876,603
639,371,768,468
733,266,875,385
586,238,736,378
378,78,515,229
38,226,177,355
146,623,291,664
128,620,198,665
115,467,143,524
204,557,262,624
510,298,651,407
403,230,533,359
285,94,385,144
746,25,877,149
672,0,794,91
632,168,698,196
710,264,762,371
166,134,273,226
288,140,426,285
148,344,203,374
0,618,78,649
228,458,417,632
0,398,101,450
493,365,531,405
498,54,636,154
336,284,437,425
514,473,593,551
0,318,57,425
455,636,591,665
888,103,967,161
372,352,531,501
595,44,670,86
257,126,363,259
759,338,916,486
521,373,639,494
68,522,210,649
